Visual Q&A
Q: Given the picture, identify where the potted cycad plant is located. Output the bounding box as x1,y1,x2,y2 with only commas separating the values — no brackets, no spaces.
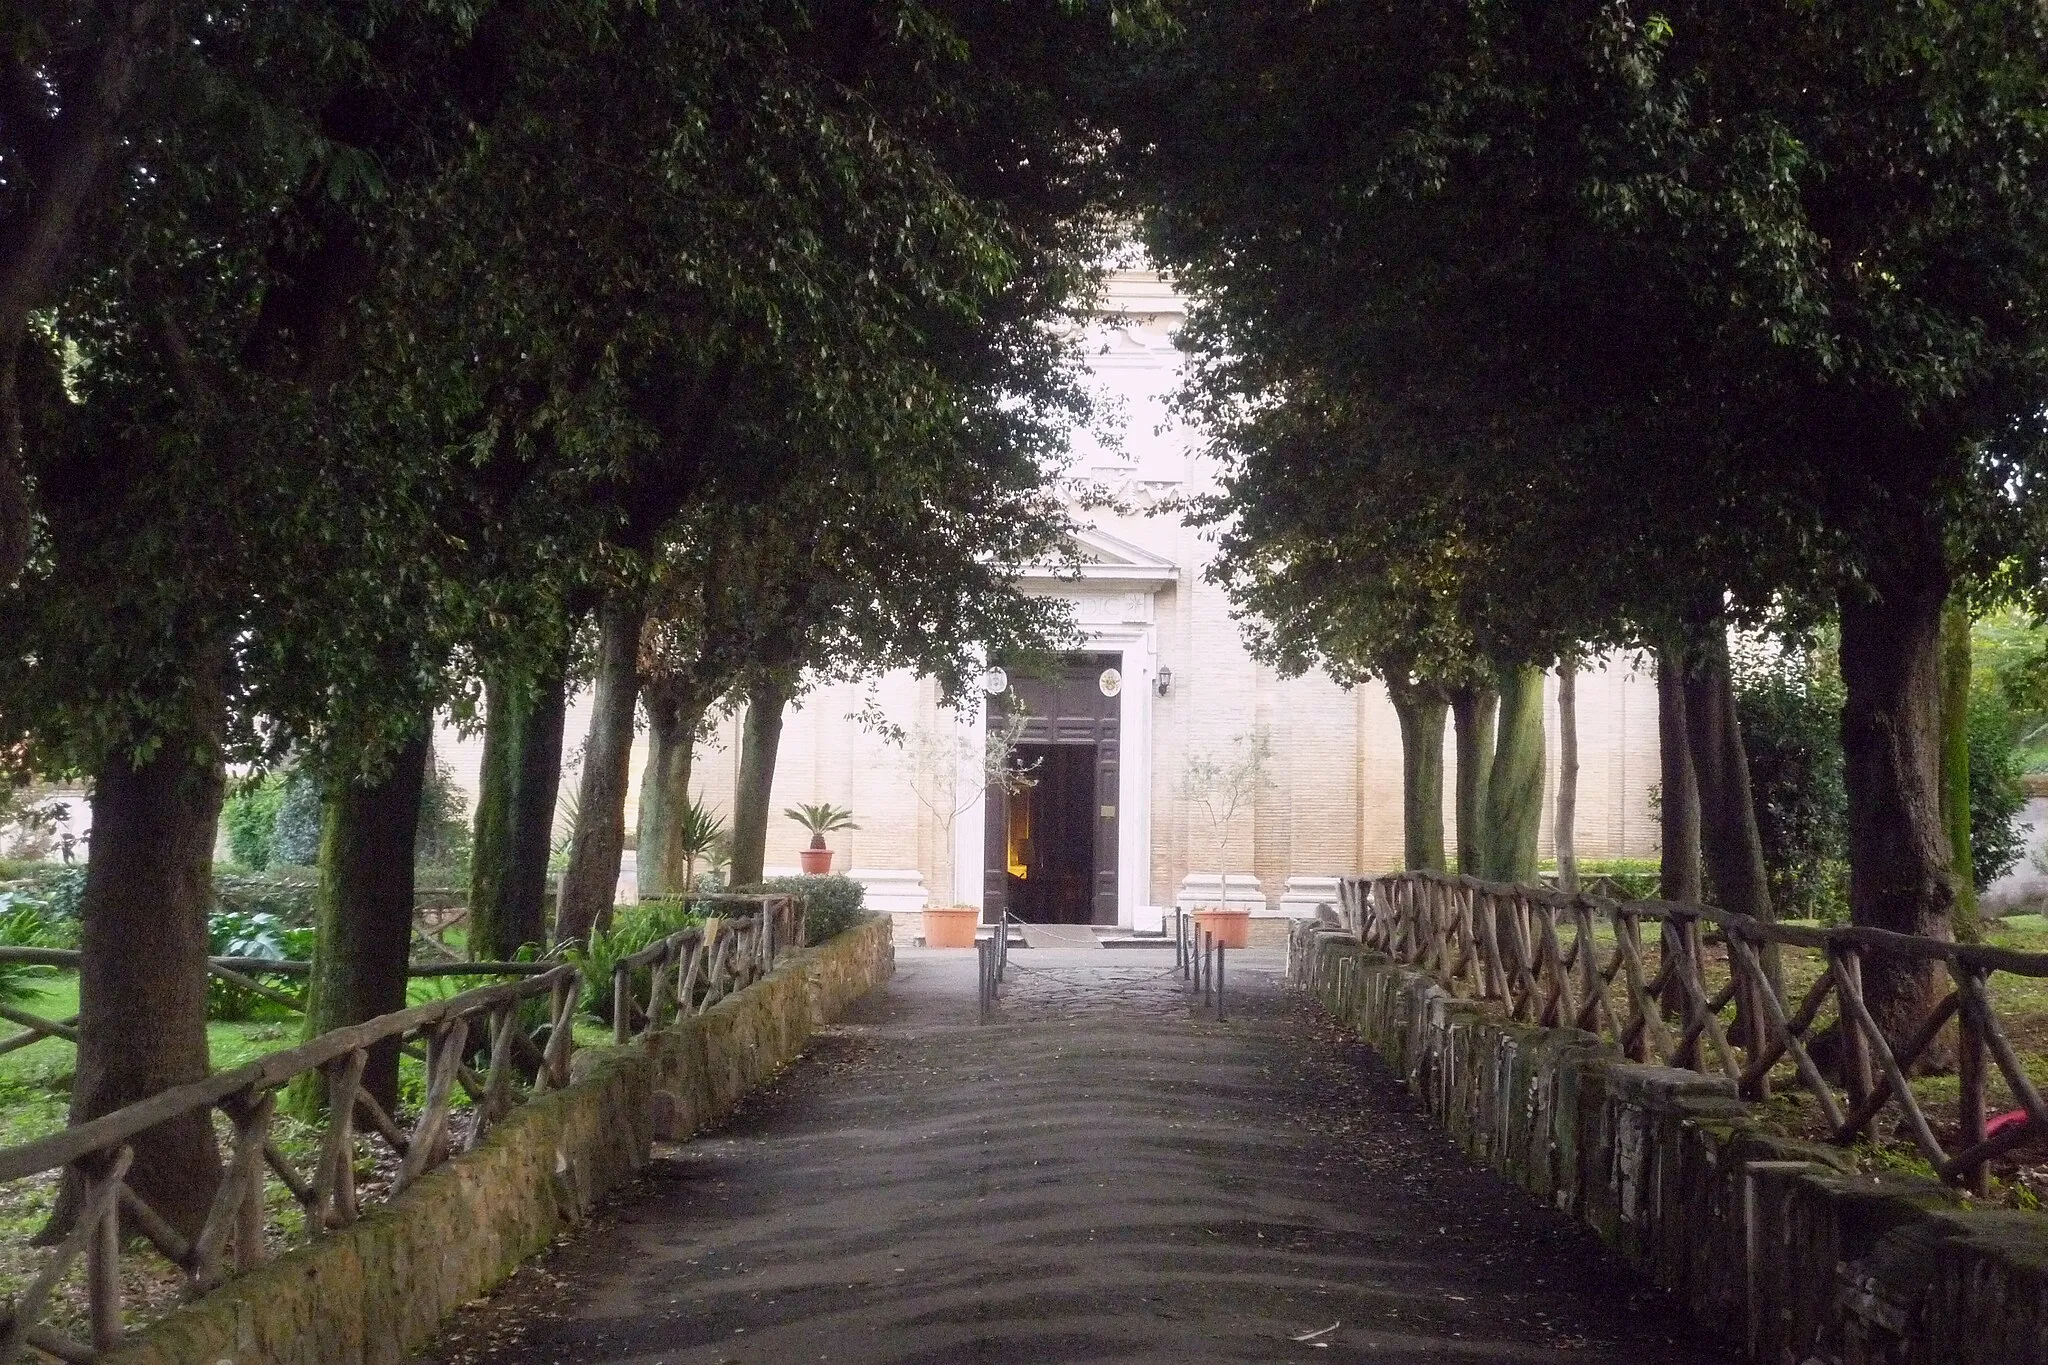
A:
785,802,858,875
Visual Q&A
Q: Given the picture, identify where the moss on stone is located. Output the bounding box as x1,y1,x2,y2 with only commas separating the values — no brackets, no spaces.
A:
102,918,893,1365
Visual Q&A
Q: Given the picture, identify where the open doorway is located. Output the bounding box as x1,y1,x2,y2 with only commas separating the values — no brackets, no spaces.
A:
1003,743,1098,923
982,654,1121,925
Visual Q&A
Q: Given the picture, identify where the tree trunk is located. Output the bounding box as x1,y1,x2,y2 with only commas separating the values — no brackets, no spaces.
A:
1656,645,1704,903
1556,657,1579,894
1940,597,1979,942
728,675,790,887
469,656,569,960
58,674,227,1242
292,729,430,1116
1683,628,1774,925
1389,682,1448,872
1681,625,1777,1045
1839,548,1955,1046
639,690,709,896
1450,683,1497,876
1482,665,1546,883
1654,644,1703,1015
555,598,645,944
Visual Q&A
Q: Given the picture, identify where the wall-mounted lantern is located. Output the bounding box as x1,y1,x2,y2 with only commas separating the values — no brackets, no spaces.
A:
1154,666,1174,697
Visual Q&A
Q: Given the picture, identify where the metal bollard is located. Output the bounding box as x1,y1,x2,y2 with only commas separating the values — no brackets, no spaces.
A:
1202,930,1214,1008
1216,940,1226,1022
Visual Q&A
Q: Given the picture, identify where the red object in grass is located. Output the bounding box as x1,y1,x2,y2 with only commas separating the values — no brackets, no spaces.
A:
1986,1109,2032,1140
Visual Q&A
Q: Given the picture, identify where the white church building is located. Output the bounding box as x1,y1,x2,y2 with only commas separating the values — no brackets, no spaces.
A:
446,270,1665,940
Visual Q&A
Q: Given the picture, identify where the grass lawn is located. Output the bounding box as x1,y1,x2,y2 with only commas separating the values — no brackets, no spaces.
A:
0,959,615,1343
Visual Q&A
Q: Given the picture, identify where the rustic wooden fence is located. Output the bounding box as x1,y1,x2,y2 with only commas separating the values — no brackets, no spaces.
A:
0,894,801,1364
606,895,806,1043
0,950,556,1061
1341,871,2048,1196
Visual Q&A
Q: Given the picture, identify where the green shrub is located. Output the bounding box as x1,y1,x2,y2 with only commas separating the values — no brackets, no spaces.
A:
1733,644,1851,923
729,875,867,946
214,872,318,925
1968,685,2029,889
271,767,324,867
0,892,73,947
564,899,707,1024
206,909,312,1021
0,894,65,1004
1540,857,1661,900
222,772,286,870
29,865,85,922
416,752,471,875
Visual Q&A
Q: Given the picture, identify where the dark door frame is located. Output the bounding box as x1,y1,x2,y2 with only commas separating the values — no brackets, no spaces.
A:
983,654,1122,925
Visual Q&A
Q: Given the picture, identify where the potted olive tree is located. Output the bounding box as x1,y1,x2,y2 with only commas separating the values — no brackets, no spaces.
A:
1176,729,1274,949
902,710,1033,947
785,802,858,875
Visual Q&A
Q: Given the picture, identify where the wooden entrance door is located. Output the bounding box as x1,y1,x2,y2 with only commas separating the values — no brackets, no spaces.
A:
983,655,1121,924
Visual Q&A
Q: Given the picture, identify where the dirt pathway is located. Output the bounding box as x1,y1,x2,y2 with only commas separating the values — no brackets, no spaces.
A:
416,945,1736,1364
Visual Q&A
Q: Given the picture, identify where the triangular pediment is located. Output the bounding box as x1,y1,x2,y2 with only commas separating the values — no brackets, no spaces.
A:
1015,526,1178,590
1071,526,1177,571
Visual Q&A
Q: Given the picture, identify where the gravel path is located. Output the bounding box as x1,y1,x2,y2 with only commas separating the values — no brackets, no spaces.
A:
415,945,1736,1364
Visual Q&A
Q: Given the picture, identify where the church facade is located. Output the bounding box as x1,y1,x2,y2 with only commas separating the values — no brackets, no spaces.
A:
675,271,1665,935
435,272,1664,935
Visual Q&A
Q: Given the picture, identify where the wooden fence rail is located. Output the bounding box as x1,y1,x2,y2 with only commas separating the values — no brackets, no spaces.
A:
0,893,803,1363
0,950,557,1061
606,895,805,1045
1342,871,2048,1197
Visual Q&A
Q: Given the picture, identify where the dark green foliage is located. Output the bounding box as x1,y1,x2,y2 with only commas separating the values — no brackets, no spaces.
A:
565,898,708,1025
1542,858,1661,900
235,752,469,910
221,773,286,870
0,894,68,1004
270,768,324,869
25,865,85,924
731,875,867,947
1967,688,2029,890
415,752,471,875
1736,640,2028,916
1731,648,1849,923
205,908,312,1021
212,873,319,926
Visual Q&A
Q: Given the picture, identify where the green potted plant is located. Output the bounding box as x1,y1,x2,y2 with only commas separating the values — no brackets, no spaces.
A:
785,802,858,875
900,711,1035,948
1176,730,1275,949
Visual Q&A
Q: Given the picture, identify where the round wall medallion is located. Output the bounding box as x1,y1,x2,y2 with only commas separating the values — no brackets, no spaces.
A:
1098,668,1122,697
979,666,1009,696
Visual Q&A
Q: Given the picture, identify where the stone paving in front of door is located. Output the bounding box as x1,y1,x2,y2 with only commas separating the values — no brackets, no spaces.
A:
415,946,1736,1365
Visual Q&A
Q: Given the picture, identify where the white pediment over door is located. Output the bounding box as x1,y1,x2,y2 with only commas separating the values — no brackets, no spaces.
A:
1019,527,1178,595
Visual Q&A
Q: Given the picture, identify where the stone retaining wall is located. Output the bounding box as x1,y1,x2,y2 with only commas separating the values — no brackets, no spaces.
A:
106,916,895,1365
1290,924,2048,1365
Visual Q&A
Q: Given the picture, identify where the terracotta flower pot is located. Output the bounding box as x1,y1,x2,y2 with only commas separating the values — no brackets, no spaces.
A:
798,847,833,875
922,905,982,949
1191,906,1251,950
